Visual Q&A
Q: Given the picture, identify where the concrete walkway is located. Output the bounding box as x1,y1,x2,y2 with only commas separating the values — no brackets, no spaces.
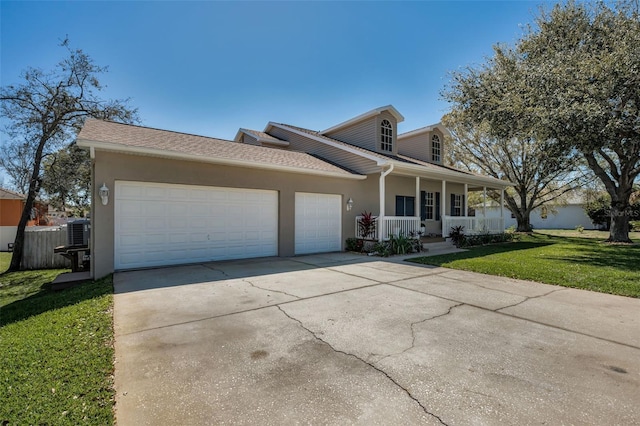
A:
113,253,640,425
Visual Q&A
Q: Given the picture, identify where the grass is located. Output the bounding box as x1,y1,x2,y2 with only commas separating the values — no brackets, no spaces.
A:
0,254,115,425
408,230,640,298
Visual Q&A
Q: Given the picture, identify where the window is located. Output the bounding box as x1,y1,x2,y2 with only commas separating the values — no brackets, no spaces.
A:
450,194,464,217
425,192,434,220
432,135,441,162
381,119,393,152
421,191,441,220
395,196,415,217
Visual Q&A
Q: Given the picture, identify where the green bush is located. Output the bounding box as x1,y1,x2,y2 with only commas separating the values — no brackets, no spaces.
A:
631,221,640,231
449,226,466,247
345,237,364,252
461,232,515,247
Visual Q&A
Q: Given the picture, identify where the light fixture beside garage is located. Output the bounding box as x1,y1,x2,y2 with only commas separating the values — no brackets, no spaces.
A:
346,197,354,211
99,183,109,206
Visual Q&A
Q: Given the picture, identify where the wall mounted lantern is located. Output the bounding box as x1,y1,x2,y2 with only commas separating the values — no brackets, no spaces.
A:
99,183,110,206
346,197,354,211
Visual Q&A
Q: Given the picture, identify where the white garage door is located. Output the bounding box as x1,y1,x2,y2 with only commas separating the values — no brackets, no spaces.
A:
114,181,278,270
295,192,342,255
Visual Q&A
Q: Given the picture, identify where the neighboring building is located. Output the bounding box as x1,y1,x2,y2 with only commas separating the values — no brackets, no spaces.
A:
0,188,48,251
77,105,512,278
477,197,595,230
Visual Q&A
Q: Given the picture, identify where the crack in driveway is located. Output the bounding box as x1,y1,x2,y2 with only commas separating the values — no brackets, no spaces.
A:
376,303,464,364
495,288,568,312
242,278,301,300
276,305,449,426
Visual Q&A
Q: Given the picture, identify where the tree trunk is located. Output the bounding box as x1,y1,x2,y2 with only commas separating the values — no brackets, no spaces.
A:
516,214,532,232
8,134,48,272
8,195,34,271
607,204,632,243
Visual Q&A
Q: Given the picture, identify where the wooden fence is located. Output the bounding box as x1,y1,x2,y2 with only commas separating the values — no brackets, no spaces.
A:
21,226,71,270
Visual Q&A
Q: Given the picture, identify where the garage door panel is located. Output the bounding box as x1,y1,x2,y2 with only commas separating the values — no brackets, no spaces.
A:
115,181,278,270
295,192,341,255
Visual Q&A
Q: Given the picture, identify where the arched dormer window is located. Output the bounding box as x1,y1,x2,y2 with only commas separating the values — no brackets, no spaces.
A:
380,119,393,152
431,135,441,162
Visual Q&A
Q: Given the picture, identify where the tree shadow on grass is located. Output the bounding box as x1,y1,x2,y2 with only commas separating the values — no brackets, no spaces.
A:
407,239,555,265
549,243,640,272
0,275,112,327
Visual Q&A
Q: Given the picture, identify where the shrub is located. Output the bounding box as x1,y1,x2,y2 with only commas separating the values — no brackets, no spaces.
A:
357,211,377,239
373,241,391,257
461,232,515,247
345,237,364,252
575,225,585,233
449,225,466,247
389,234,413,255
631,221,640,232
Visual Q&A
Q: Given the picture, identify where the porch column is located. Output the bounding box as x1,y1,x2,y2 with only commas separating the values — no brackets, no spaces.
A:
464,183,468,217
441,180,446,236
415,177,420,218
379,165,394,242
379,174,385,242
500,188,505,231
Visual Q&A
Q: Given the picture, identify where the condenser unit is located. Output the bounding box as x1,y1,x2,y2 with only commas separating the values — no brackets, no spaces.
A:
67,219,90,247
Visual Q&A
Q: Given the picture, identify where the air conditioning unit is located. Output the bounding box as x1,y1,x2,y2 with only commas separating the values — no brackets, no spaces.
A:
67,219,91,247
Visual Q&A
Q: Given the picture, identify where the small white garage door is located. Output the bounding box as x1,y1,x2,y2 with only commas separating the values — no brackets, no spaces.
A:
295,192,342,255
114,181,278,270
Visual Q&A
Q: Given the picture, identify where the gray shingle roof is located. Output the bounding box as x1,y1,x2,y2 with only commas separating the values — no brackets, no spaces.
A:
77,120,359,177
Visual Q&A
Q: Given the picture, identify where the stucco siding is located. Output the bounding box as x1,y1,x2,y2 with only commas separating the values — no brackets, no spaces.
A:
91,151,380,278
267,127,380,175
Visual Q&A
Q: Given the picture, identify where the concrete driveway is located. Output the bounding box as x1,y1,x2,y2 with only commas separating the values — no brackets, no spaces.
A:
113,253,640,425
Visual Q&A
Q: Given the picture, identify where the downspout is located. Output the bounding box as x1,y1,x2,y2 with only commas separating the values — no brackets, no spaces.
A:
379,164,394,242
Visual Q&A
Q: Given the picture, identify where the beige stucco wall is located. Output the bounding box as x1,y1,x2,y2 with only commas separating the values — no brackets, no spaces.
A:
91,151,382,278
90,150,475,278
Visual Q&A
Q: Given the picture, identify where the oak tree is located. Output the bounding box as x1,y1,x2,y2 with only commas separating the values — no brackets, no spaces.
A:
443,1,640,242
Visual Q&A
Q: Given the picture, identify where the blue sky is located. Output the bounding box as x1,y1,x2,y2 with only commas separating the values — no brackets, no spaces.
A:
2,1,550,156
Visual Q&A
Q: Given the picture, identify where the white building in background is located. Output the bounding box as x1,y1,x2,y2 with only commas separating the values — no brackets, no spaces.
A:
476,198,595,230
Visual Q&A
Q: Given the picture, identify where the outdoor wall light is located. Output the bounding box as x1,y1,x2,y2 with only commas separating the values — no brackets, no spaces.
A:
99,183,110,206
346,197,354,211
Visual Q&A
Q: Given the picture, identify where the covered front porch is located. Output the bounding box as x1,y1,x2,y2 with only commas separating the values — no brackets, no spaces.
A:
354,164,511,241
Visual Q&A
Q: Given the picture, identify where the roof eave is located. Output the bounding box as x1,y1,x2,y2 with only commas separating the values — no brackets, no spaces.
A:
266,122,388,166
76,138,366,181
320,105,405,135
390,161,514,187
398,122,451,140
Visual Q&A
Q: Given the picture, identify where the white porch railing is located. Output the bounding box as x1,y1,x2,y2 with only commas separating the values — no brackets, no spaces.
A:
355,216,421,240
442,216,504,236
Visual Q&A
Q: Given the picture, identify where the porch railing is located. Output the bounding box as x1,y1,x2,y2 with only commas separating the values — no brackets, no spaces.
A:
355,216,421,240
442,216,504,236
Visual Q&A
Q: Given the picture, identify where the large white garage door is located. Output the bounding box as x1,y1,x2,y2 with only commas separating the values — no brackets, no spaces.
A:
114,181,278,270
295,192,342,255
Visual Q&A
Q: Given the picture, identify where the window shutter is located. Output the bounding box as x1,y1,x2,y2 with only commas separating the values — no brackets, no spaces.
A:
395,196,404,216
407,197,415,217
420,191,426,221
435,192,441,221
451,194,455,216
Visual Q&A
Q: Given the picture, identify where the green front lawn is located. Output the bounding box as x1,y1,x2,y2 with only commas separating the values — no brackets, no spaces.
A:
408,231,640,298
0,259,115,425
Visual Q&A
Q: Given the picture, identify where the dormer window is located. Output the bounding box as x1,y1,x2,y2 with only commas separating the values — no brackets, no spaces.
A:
380,119,393,152
432,135,441,162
